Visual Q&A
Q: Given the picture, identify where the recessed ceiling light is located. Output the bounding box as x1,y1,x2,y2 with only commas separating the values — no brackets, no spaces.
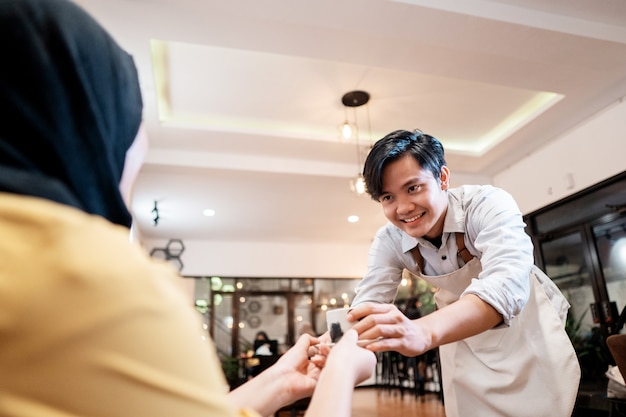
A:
203,208,216,217
347,215,359,223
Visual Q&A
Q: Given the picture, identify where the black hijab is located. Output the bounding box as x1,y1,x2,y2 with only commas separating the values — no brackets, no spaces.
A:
0,0,143,227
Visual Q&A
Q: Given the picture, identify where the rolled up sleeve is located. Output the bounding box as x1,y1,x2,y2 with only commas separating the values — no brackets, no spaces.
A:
460,187,533,324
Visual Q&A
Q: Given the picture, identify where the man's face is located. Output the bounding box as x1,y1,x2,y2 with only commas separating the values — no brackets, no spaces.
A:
378,154,449,239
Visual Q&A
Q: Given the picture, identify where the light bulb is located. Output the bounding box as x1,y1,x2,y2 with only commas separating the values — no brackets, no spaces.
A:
341,122,352,139
354,175,366,195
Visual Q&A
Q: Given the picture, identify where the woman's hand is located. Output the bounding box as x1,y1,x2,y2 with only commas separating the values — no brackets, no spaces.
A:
323,328,377,385
304,329,376,417
269,334,329,400
228,334,328,416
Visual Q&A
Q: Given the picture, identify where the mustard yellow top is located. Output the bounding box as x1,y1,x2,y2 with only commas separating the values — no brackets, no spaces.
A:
0,193,259,417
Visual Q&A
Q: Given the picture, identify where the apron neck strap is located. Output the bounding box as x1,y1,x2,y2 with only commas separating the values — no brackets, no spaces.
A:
410,232,473,272
456,233,473,264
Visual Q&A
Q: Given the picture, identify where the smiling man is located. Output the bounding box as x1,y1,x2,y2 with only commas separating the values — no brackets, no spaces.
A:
347,129,580,417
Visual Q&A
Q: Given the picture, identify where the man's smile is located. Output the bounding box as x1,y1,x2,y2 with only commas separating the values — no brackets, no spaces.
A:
402,212,425,223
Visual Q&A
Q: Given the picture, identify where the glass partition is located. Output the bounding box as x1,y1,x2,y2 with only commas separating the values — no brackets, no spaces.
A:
192,274,437,354
189,274,439,388
593,218,626,326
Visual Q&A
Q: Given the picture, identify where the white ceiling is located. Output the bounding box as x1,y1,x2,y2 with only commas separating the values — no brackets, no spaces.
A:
81,0,626,245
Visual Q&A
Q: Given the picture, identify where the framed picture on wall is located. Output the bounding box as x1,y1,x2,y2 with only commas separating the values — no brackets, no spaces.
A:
247,315,261,328
248,301,261,313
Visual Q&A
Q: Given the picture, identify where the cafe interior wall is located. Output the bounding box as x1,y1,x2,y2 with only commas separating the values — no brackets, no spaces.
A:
142,239,372,278
494,97,626,214
142,98,625,279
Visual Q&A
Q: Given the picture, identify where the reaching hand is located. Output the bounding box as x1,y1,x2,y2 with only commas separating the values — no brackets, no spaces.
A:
324,329,377,385
303,329,376,417
270,334,328,401
227,334,327,415
348,302,430,357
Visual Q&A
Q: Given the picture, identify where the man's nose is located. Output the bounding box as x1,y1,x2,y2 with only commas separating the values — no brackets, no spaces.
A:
396,195,415,214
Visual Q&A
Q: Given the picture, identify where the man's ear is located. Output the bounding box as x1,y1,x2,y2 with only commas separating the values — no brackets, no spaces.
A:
440,166,450,190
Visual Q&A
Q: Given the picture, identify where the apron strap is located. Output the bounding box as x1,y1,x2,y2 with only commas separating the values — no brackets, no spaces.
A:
410,245,425,271
456,233,473,264
410,233,473,271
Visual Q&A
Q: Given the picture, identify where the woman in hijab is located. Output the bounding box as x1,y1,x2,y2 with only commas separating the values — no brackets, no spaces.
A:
0,1,375,417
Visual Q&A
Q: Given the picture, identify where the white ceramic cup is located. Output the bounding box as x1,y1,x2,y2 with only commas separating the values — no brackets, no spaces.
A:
325,307,355,343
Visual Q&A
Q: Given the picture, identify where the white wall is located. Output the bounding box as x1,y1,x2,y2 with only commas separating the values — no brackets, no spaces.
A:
144,100,625,277
143,238,373,278
494,98,626,214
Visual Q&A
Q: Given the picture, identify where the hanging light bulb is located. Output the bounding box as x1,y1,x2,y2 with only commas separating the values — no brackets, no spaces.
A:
341,121,353,139
350,174,366,195
340,90,371,196
340,104,354,140
355,175,366,194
